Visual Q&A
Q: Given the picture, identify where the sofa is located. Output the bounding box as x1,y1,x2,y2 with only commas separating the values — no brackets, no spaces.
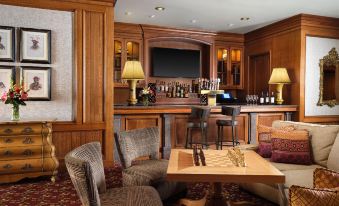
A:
240,121,339,206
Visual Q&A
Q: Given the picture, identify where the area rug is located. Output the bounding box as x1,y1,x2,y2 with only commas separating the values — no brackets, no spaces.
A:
0,165,276,206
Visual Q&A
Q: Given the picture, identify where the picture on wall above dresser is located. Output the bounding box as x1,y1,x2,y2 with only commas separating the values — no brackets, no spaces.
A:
0,26,15,62
19,28,51,64
20,67,51,101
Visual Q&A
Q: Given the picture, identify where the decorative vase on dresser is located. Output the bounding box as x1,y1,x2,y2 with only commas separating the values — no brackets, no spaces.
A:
0,121,59,183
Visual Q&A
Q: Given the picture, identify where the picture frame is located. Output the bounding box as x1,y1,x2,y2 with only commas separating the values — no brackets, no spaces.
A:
0,26,15,62
20,67,51,101
19,28,51,64
0,66,15,95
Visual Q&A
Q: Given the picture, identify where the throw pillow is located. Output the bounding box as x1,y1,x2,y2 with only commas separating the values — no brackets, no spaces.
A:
257,125,295,158
289,185,339,206
314,168,339,189
271,129,312,165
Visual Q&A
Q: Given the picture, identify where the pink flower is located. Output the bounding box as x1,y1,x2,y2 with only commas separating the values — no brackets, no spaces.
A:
1,92,7,102
9,92,14,99
21,92,28,100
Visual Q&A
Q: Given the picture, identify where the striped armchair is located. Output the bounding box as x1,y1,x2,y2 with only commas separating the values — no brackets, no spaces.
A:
65,142,163,206
115,127,186,200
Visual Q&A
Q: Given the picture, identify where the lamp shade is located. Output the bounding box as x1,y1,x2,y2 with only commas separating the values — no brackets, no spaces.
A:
269,68,291,84
122,61,145,80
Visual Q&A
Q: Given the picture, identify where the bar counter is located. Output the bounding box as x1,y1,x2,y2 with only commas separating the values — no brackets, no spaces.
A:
113,104,298,159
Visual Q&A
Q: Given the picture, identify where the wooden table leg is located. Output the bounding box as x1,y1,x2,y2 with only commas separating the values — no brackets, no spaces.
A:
206,182,228,206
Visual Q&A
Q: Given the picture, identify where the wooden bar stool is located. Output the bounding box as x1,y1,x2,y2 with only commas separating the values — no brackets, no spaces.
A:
216,106,241,149
185,106,211,149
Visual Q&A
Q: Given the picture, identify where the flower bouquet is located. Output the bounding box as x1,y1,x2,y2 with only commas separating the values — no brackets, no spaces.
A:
139,87,153,106
1,81,29,121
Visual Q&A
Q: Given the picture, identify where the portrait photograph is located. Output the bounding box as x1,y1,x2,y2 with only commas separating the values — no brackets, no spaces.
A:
0,66,15,95
21,67,51,100
0,26,15,62
20,28,51,64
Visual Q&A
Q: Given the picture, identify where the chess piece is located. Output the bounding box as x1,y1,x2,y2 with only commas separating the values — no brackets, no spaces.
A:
199,148,206,166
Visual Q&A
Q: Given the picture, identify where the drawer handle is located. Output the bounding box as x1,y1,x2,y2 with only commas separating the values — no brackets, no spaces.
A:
4,129,13,134
4,150,13,156
22,149,33,156
3,164,12,169
4,138,13,143
22,127,33,134
22,137,33,144
21,164,33,170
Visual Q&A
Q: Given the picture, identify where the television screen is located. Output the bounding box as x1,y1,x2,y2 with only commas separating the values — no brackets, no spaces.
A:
151,47,201,78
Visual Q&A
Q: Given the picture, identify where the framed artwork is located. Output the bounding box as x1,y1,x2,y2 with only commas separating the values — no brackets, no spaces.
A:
0,26,15,62
20,28,51,64
0,66,15,95
21,67,51,100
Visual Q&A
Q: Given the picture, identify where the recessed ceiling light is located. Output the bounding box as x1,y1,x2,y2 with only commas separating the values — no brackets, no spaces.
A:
240,17,250,21
190,19,197,23
228,23,235,27
155,6,165,11
149,14,156,18
125,11,132,16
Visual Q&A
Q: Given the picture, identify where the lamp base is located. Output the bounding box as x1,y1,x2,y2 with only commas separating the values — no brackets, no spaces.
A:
127,79,138,105
275,83,284,105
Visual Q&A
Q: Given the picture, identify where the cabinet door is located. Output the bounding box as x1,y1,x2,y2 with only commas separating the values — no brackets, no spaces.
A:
114,39,123,82
123,115,161,131
230,47,243,89
216,46,229,87
125,40,141,61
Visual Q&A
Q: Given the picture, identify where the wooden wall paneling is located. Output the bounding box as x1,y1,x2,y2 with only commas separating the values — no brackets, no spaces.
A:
123,115,162,131
248,53,271,95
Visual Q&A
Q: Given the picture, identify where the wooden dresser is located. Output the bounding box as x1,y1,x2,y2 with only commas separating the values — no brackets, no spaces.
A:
0,121,59,183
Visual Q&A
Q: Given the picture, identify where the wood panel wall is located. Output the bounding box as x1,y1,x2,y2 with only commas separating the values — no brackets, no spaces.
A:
0,0,114,169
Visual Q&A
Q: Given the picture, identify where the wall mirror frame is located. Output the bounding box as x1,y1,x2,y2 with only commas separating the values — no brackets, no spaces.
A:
317,47,339,107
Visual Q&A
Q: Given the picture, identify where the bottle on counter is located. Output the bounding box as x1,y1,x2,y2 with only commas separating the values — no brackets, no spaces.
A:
260,92,265,105
265,92,270,104
270,92,275,104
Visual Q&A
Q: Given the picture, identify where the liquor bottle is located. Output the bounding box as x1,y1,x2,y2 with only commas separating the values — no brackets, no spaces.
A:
176,83,180,98
259,92,265,104
265,92,270,104
270,92,275,104
180,84,184,98
172,84,176,98
167,84,172,98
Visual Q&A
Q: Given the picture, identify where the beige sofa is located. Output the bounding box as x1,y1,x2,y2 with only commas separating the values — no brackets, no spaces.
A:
241,121,339,206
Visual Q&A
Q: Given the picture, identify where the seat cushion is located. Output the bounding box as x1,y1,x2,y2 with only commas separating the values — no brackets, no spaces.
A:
283,169,315,188
123,159,168,186
272,121,339,167
327,133,339,172
100,186,163,206
216,119,238,126
269,161,323,171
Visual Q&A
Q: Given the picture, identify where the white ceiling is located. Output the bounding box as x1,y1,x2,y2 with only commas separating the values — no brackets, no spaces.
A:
115,0,339,34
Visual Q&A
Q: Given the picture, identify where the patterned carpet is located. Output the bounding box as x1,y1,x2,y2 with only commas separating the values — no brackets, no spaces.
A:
0,165,276,206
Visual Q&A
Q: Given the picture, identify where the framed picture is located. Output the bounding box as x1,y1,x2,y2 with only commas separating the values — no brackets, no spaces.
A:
21,67,51,100
0,66,15,95
0,26,15,62
20,28,51,64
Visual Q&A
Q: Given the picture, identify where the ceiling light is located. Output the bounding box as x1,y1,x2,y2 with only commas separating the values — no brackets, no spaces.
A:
149,14,156,18
155,6,165,11
240,17,250,21
228,23,234,27
125,11,132,16
190,19,197,23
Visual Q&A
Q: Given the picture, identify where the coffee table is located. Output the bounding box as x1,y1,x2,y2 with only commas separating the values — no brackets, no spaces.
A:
167,149,285,206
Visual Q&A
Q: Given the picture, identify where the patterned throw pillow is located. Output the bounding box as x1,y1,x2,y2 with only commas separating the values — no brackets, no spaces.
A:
257,125,295,158
271,129,312,165
314,168,339,189
289,185,339,206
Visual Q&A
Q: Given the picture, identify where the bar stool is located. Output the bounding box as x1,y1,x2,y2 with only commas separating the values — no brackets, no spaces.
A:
185,106,211,149
216,106,241,149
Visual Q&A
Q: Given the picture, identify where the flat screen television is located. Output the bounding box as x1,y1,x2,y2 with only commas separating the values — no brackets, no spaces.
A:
151,47,201,78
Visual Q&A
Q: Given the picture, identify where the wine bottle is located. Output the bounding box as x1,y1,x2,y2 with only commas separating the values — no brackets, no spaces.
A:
265,92,270,104
260,92,265,104
270,92,275,104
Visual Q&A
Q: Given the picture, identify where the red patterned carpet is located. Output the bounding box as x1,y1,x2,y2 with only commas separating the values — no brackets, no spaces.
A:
0,165,276,206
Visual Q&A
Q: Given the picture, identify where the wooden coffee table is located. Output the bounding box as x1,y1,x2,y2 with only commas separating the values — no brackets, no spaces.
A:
167,149,285,206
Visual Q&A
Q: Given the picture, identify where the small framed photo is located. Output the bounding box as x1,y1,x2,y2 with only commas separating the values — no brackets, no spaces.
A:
21,67,51,100
0,26,15,62
20,28,51,64
0,66,15,95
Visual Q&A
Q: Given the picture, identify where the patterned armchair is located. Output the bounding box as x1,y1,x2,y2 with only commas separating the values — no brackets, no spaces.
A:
65,142,163,206
115,127,186,200
289,168,339,206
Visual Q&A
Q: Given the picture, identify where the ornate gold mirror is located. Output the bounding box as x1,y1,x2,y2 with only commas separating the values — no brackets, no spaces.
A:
317,48,339,107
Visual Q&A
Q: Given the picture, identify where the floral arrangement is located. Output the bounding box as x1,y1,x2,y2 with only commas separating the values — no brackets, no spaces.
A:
139,87,153,106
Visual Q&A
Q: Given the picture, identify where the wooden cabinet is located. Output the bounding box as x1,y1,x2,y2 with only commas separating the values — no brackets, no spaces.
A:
0,122,59,183
216,45,244,89
114,38,143,87
255,113,285,142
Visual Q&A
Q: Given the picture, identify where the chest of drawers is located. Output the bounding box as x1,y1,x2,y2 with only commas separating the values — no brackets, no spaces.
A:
0,121,59,183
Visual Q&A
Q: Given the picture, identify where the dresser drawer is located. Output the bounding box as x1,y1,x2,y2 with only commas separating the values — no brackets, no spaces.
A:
0,146,42,160
0,135,42,147
0,159,42,174
0,124,44,136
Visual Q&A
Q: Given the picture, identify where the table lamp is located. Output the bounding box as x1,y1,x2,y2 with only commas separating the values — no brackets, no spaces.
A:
121,61,145,105
268,68,291,104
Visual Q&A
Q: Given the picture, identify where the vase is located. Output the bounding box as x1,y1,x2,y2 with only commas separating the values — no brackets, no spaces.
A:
11,105,20,121
142,95,149,106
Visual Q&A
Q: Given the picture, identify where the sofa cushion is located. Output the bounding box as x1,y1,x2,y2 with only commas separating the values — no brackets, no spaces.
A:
272,121,339,167
239,183,281,204
327,133,339,172
289,185,339,206
271,129,312,165
313,168,339,189
283,169,315,188
269,160,323,171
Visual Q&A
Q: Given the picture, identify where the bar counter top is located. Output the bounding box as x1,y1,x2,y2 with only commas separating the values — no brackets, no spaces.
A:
114,104,298,114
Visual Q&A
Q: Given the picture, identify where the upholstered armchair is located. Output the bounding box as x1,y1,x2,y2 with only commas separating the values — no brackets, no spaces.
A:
65,142,163,206
289,168,339,206
115,127,186,200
